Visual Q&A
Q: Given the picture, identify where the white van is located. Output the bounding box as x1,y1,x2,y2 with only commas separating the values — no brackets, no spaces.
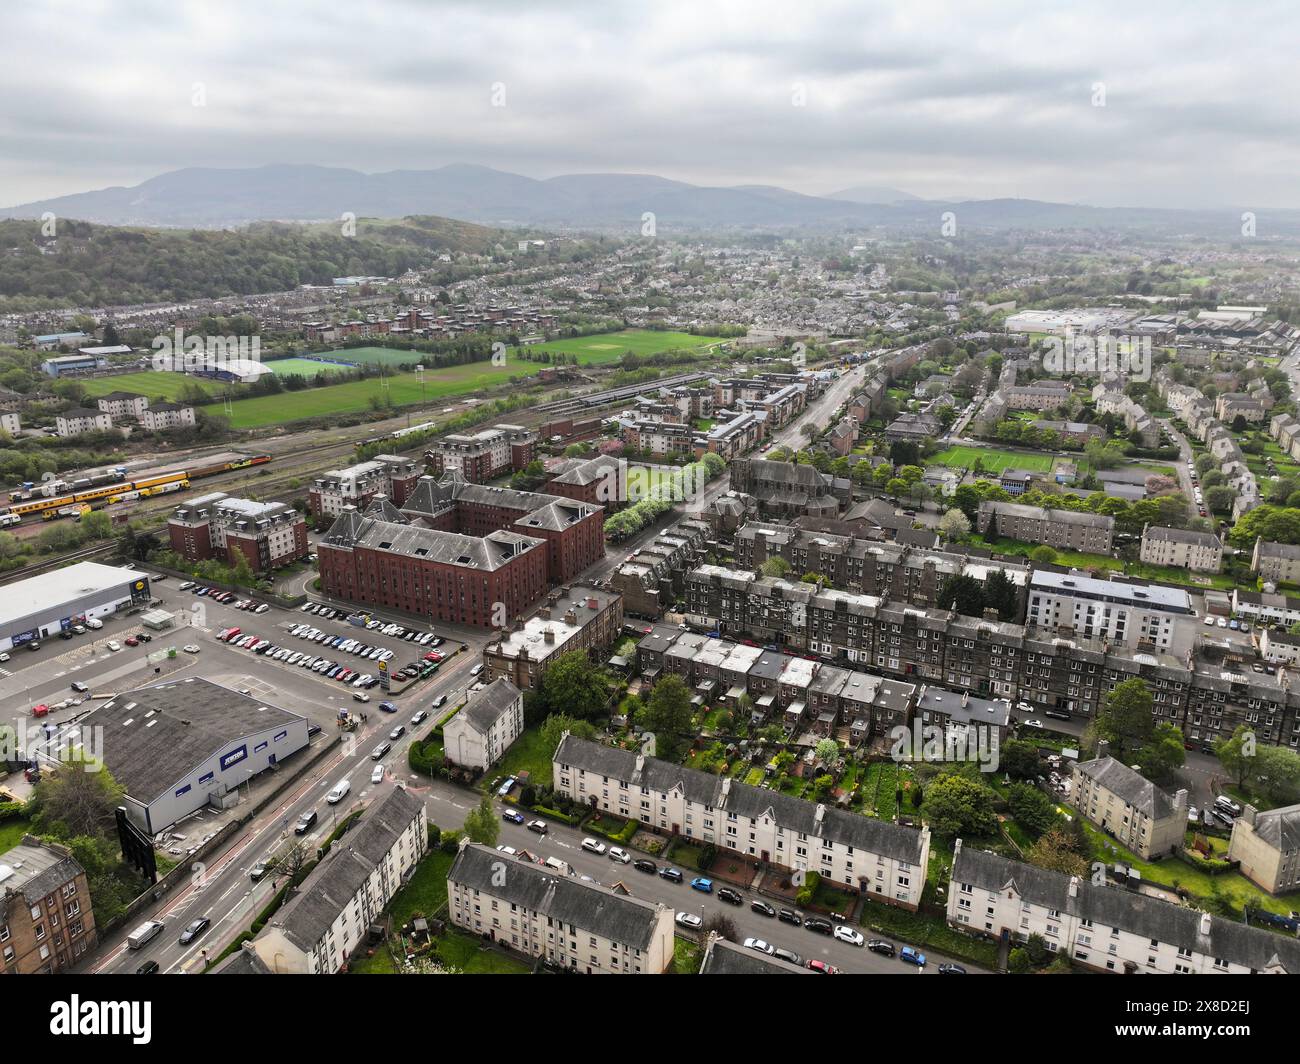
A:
85,618,104,630
326,780,351,805
126,919,165,949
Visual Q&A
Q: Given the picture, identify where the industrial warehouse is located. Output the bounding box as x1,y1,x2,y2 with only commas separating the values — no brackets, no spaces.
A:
0,561,152,652
78,677,310,834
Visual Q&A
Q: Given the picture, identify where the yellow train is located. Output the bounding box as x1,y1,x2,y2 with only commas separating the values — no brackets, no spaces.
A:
16,470,190,520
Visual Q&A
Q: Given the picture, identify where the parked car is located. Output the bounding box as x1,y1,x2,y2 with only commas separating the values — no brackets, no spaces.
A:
658,867,683,883
502,809,525,825
806,959,839,974
743,937,775,956
718,887,744,906
773,947,802,967
804,917,833,935
867,939,896,957
608,847,631,864
777,908,802,926
70,681,89,693
633,859,657,874
937,963,967,974
526,819,548,835
581,838,608,856
690,876,713,893
900,946,927,967
675,912,702,930
833,925,864,946
750,899,776,917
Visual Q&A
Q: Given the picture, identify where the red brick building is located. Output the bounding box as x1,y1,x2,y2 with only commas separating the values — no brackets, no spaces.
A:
308,455,422,518
168,492,308,573
424,424,537,483
0,837,96,974
317,474,605,626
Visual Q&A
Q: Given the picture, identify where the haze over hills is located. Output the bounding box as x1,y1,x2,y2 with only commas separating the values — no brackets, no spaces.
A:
5,163,1300,237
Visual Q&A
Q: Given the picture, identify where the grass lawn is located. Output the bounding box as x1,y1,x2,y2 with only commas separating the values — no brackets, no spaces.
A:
672,936,703,974
967,532,1123,571
265,357,351,378
521,329,726,364
313,346,432,368
0,816,34,855
857,896,1000,969
484,726,552,794
80,371,230,402
387,848,453,925
432,930,533,974
932,445,1054,473
1073,811,1300,918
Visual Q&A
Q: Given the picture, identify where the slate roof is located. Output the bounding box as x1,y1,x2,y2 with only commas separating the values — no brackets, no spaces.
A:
1074,757,1178,820
458,678,522,735
1245,803,1300,852
449,841,667,950
267,786,424,953
0,840,84,904
952,841,1300,973
699,936,812,974
553,736,926,863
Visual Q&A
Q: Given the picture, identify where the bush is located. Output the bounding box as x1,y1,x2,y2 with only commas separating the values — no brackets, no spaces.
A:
795,869,822,909
698,843,717,872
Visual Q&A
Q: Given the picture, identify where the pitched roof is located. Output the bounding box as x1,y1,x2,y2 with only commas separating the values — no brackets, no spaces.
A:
553,736,926,863
448,842,667,950
1074,757,1178,820
1245,803,1300,852
952,841,1300,973
457,678,522,735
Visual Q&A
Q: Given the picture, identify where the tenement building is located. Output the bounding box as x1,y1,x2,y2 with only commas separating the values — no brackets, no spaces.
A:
425,423,537,483
977,501,1114,553
482,585,623,690
554,735,930,909
308,455,423,518
169,492,309,573
0,838,96,974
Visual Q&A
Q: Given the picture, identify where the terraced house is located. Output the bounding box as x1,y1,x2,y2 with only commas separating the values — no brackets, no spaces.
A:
447,840,675,973
947,840,1300,974
553,735,930,909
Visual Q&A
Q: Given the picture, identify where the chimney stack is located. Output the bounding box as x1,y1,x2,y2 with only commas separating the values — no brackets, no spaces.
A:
1068,875,1079,898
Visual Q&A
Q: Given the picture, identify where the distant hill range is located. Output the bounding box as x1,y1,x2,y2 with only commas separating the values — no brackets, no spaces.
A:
6,163,1299,236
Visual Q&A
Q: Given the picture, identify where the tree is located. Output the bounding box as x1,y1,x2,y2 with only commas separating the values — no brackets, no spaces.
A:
814,738,840,765
537,651,608,722
1007,783,1060,836
1026,827,1089,876
462,795,500,847
1133,722,1186,786
1000,738,1045,780
920,773,997,837
637,674,694,762
937,573,985,616
1094,678,1154,760
30,754,125,839
759,556,791,578
983,569,1019,621
1205,486,1237,515
938,508,971,541
540,714,597,759
701,913,738,942
1029,545,1058,565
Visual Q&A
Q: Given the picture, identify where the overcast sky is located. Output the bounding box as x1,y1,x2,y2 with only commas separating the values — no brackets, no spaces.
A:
3,0,1296,209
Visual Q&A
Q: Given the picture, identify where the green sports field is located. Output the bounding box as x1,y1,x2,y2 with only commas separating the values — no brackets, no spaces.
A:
931,445,1054,473
265,357,350,378
522,329,726,363
311,346,429,368
80,371,228,401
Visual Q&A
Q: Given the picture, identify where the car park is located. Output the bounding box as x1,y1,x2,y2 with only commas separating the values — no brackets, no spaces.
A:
833,925,864,946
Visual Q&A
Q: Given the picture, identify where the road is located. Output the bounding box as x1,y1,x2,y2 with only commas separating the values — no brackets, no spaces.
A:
1158,417,1200,520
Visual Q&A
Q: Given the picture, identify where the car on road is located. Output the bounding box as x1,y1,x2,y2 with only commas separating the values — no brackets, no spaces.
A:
833,925,864,947
581,838,608,855
633,859,657,874
136,961,160,975
675,912,702,930
718,887,744,906
900,946,927,967
388,724,405,740
183,644,200,654
867,939,896,957
410,710,428,726
773,947,802,967
690,876,712,893
370,764,385,784
777,908,802,926
526,819,548,835
179,917,211,945
371,741,391,760
750,899,776,917
431,695,447,709
937,963,967,974
106,640,122,652
658,867,683,883
249,861,270,881
1022,719,1043,729
295,811,318,834
502,809,525,824
377,701,397,713
804,917,833,935
806,959,839,974
608,846,631,864
70,681,88,693
743,937,775,956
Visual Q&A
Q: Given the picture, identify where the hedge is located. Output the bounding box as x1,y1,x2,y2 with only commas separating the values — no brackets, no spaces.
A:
531,805,581,825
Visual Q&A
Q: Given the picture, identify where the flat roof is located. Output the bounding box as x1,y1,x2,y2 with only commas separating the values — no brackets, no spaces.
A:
1030,570,1191,611
0,561,145,630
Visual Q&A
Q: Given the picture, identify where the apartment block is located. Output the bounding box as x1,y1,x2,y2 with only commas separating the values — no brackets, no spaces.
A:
308,454,423,518
482,584,623,690
1072,754,1188,860
448,840,675,973
169,491,309,573
0,838,96,974
1139,524,1223,573
978,501,1114,553
1228,803,1300,894
554,735,929,909
425,423,537,483
442,677,524,770
1025,570,1196,652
